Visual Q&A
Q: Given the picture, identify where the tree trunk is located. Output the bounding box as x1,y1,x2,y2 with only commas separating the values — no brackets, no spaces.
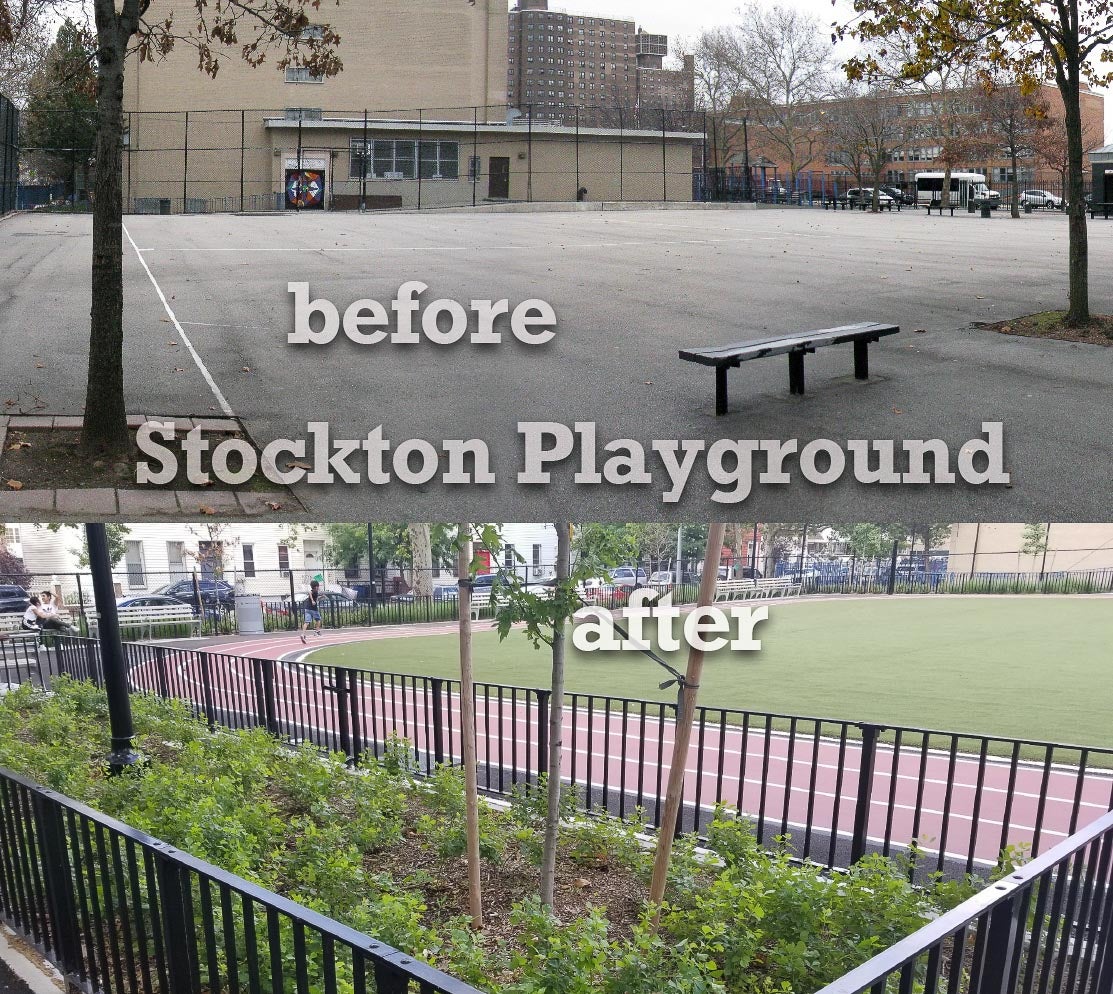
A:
408,524,434,598
82,4,129,456
1061,64,1090,327
539,521,571,908
456,524,483,926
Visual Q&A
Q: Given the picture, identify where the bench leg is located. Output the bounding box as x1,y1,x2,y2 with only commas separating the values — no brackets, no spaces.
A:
853,340,869,380
715,366,728,416
788,351,805,395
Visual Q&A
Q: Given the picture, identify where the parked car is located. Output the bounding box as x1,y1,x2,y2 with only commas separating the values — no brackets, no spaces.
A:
116,593,198,612
0,585,30,613
1020,189,1063,209
152,578,236,610
846,187,895,208
608,566,649,589
879,184,914,205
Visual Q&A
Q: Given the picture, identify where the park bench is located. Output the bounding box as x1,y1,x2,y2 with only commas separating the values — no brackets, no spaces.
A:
0,613,44,650
679,321,901,416
925,201,957,217
1088,202,1113,219
714,577,800,602
93,604,202,641
469,589,493,621
823,197,847,210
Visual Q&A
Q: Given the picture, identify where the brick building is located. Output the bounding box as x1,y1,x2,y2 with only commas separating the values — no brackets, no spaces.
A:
507,0,695,123
731,83,1105,198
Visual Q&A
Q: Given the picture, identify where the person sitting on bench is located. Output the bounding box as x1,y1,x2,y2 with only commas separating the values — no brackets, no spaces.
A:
39,591,76,634
21,597,46,633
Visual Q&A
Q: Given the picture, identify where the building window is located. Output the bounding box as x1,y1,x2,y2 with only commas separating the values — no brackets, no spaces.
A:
285,66,323,84
350,139,458,180
532,544,542,568
284,107,322,121
504,545,515,569
167,542,186,580
278,545,291,576
242,544,256,579
125,541,146,589
468,155,482,180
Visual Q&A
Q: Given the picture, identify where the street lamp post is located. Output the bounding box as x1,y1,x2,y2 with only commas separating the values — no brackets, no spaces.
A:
85,524,141,773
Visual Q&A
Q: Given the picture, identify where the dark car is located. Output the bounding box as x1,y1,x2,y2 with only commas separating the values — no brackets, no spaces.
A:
153,578,235,610
0,584,30,613
880,185,914,205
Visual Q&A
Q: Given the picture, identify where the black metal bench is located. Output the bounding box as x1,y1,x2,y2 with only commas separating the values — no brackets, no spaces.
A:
1088,203,1113,219
679,322,901,416
925,201,956,217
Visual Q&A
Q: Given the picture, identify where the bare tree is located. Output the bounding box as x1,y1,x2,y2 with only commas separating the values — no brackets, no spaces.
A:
824,83,911,210
0,0,52,104
730,3,835,192
977,72,1050,216
1034,113,1102,204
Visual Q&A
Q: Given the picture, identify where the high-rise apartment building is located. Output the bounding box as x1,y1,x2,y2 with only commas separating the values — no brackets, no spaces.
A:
507,0,694,122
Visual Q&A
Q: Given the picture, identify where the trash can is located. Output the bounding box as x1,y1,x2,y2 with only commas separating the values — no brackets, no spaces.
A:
235,594,265,635
967,199,976,214
159,198,171,215
1024,202,1033,214
980,202,992,219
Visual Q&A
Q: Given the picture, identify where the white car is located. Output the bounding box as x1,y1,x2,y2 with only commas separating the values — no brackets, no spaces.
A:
1020,189,1063,209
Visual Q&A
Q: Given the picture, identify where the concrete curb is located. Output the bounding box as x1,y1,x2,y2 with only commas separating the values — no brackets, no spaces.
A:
0,925,63,994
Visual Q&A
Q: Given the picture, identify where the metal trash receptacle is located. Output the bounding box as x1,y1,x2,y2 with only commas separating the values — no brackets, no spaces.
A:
981,202,992,218
159,198,171,215
235,595,265,635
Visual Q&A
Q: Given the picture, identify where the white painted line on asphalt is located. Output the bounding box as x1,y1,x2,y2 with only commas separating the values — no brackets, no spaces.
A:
123,224,236,418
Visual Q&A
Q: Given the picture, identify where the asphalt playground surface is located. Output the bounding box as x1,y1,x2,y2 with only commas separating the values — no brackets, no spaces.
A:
134,623,1113,873
3,205,1113,519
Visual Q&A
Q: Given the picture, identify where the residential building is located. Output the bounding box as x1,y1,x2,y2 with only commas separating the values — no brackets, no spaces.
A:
946,524,1113,575
507,1,695,124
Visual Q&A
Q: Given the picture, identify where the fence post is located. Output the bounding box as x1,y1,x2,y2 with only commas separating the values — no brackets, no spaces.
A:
574,105,580,199
527,104,533,203
288,571,298,631
972,893,1023,994
334,666,351,759
240,109,246,211
886,540,899,595
155,852,197,994
154,645,170,699
182,110,189,211
430,677,445,765
70,107,77,205
361,109,369,210
348,672,363,765
472,105,479,208
618,105,624,201
126,111,132,211
197,651,217,728
535,688,551,784
850,722,883,864
30,791,83,979
661,107,668,202
416,108,423,210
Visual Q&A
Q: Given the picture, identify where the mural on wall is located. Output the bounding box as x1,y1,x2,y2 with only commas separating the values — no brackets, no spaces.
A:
285,169,325,209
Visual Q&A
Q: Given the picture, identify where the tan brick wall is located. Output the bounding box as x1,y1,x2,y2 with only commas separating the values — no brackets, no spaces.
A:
947,523,1113,574
125,1,508,120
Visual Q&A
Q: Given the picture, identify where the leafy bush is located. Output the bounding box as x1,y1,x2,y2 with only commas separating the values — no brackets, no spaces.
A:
0,682,986,994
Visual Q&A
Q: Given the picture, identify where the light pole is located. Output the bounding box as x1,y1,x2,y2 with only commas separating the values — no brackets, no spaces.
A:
85,524,141,773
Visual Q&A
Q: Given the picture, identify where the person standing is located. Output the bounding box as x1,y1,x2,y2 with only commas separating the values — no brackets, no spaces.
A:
300,579,323,644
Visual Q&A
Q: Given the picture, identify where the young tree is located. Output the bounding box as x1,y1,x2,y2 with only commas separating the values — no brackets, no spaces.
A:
455,523,483,926
824,83,910,208
45,521,132,568
407,523,434,598
731,2,835,192
845,0,1113,327
21,19,97,197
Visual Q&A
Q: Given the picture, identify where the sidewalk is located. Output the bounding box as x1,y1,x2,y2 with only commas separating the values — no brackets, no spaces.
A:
0,927,59,994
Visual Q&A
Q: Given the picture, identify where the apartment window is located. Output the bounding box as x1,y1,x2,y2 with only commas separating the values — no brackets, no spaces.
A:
125,541,146,589
284,107,322,121
503,545,515,569
167,541,186,580
285,66,323,84
300,24,324,40
278,545,291,576
532,544,542,568
242,544,256,579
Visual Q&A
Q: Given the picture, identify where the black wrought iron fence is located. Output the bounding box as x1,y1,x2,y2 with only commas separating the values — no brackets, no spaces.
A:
0,764,483,994
0,93,17,214
813,806,1113,994
40,637,1113,883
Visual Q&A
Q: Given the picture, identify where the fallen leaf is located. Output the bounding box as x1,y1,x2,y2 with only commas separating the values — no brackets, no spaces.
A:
5,480,23,491
892,407,903,415
574,878,590,889
7,441,31,451
914,328,927,334
241,366,252,373
265,501,283,511
644,380,653,385
34,363,44,369
173,367,185,372
199,504,215,515
168,341,178,346
285,460,313,470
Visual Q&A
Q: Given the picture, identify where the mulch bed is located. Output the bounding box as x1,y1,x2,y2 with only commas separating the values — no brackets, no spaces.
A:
976,311,1113,346
1,427,274,493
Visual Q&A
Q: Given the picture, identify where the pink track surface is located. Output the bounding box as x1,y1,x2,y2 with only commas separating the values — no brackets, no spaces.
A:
137,627,1113,867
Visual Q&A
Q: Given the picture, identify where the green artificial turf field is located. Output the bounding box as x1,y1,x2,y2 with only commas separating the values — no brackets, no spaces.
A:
305,596,1113,747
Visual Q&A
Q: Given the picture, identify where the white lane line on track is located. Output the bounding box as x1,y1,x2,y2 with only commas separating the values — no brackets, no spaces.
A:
123,223,235,418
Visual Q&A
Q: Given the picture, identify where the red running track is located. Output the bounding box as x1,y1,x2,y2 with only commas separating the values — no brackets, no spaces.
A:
137,627,1113,868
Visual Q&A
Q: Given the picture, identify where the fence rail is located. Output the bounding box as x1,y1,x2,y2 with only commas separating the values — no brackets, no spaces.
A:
0,765,482,994
814,806,1113,994
24,636,1113,883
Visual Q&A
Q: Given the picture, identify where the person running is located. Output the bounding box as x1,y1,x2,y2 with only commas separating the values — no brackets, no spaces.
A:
299,580,323,644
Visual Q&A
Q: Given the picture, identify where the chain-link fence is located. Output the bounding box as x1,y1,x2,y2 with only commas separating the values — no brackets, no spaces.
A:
15,104,711,215
0,94,17,214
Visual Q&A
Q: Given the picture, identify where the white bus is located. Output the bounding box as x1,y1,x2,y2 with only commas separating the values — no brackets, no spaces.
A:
915,171,999,208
